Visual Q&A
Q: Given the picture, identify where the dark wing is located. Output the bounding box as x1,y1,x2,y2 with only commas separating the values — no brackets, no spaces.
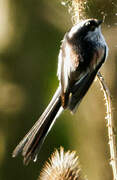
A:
69,47,106,112
69,70,97,112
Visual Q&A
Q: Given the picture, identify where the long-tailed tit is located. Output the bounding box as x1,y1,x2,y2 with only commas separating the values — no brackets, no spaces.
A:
12,19,108,165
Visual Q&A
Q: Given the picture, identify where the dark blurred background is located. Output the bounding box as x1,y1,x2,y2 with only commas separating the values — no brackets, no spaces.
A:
0,0,117,180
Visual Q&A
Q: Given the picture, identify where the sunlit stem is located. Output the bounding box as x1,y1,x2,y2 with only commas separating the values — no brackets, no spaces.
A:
97,71,117,180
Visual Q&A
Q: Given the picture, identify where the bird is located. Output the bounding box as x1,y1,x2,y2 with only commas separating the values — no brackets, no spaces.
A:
12,19,108,165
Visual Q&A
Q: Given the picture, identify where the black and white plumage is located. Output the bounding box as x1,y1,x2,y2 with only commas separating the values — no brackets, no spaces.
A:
12,19,108,165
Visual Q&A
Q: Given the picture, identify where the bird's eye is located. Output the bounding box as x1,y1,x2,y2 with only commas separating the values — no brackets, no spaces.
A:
90,25,95,31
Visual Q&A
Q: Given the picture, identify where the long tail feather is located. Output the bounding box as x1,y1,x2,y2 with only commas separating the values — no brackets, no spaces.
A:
12,87,63,165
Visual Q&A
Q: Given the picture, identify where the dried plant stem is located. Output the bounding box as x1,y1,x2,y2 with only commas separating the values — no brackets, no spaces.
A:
97,71,117,180
62,0,87,23
70,0,84,23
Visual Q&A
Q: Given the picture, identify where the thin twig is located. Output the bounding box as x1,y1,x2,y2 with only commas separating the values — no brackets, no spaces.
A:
97,71,117,180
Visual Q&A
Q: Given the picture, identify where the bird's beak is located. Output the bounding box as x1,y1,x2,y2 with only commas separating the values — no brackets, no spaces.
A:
97,20,103,26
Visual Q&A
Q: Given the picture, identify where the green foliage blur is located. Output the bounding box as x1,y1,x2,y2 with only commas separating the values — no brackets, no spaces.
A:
0,0,117,180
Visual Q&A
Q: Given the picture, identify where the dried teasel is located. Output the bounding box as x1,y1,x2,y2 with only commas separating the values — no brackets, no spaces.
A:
38,147,84,180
